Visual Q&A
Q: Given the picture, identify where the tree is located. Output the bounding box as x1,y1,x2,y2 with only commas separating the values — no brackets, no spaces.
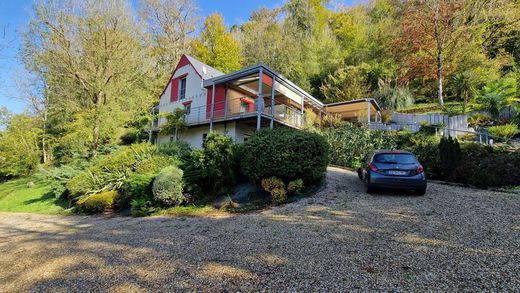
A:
478,74,518,119
192,13,243,73
396,0,476,106
319,65,370,102
239,8,293,71
451,71,477,113
283,0,342,94
21,0,155,158
0,114,42,178
139,0,198,88
160,108,187,140
0,107,11,129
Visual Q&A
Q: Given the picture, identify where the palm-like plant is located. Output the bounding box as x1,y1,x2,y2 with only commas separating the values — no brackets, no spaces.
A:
374,85,415,110
451,72,476,114
478,75,518,120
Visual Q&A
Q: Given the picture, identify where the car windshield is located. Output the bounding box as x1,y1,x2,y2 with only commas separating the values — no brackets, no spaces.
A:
373,153,416,164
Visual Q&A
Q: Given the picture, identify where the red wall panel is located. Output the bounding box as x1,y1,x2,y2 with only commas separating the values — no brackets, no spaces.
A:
170,78,179,102
206,85,226,119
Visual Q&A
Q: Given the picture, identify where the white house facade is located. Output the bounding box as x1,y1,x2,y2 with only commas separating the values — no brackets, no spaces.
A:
152,55,381,148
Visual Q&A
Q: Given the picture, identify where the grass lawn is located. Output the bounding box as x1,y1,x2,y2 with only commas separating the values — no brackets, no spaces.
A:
0,178,71,215
400,102,481,114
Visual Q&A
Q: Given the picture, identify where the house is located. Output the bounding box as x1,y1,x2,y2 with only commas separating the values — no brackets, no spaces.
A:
151,55,381,148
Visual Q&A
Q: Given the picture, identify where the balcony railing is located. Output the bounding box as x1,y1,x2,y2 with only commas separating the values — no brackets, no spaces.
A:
179,96,303,128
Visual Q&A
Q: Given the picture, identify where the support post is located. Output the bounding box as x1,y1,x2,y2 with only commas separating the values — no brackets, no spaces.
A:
367,98,371,125
301,94,305,128
210,83,215,132
256,68,263,130
270,76,276,129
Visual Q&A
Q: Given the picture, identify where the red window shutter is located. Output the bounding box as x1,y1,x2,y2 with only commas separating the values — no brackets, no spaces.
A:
170,78,179,102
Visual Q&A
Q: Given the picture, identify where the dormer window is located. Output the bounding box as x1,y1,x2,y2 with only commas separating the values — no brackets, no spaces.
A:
179,77,187,100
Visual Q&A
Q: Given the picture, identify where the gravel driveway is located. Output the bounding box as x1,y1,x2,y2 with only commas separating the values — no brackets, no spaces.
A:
1,167,519,292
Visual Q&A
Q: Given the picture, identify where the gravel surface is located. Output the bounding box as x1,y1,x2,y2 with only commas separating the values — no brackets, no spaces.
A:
1,167,519,292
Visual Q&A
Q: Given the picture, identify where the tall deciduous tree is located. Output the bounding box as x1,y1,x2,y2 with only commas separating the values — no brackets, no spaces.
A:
139,0,198,88
192,13,243,73
395,0,483,106
21,0,155,158
0,114,42,177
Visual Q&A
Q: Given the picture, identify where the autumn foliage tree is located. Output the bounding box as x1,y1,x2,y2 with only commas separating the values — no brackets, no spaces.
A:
395,0,475,106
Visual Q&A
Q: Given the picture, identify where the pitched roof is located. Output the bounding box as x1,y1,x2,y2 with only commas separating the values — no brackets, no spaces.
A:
184,54,224,80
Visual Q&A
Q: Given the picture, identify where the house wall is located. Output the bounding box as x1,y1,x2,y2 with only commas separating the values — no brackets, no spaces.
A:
234,122,256,144
158,122,238,149
157,61,207,143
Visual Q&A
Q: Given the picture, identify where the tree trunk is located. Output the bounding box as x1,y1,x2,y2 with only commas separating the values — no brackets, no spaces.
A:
436,53,444,106
41,110,48,164
91,92,102,158
433,2,444,107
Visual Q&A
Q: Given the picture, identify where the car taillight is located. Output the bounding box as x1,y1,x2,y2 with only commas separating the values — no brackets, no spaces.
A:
416,165,424,174
369,163,378,172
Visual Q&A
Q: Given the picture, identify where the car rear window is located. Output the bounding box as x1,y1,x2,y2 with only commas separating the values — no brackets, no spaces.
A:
373,153,416,164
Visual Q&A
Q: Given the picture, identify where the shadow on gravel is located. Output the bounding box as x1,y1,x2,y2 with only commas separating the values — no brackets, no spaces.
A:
0,168,518,291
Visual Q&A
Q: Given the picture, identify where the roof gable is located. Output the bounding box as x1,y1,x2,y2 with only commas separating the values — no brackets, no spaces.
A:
159,55,224,99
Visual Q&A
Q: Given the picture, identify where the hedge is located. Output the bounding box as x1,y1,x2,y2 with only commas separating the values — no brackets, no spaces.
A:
239,128,329,184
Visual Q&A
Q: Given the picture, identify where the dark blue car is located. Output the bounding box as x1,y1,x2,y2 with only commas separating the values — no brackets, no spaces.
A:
357,150,427,195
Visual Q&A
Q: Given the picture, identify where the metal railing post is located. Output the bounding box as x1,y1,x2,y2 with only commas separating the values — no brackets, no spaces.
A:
270,76,275,129
256,67,263,130
210,83,215,132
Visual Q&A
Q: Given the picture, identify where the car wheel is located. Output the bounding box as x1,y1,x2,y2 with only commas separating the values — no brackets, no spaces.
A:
357,168,363,180
415,188,426,195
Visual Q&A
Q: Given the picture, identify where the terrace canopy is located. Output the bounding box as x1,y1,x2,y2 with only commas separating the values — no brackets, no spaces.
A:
324,99,381,123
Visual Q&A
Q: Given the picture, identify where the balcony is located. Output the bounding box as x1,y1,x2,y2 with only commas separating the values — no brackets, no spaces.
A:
182,96,303,128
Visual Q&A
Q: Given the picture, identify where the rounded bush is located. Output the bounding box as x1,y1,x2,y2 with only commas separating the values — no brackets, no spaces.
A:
287,179,304,195
77,190,118,213
240,128,329,184
152,166,185,206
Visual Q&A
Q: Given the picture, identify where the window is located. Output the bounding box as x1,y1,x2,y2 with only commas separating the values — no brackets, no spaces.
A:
373,153,417,164
179,77,187,100
184,104,191,115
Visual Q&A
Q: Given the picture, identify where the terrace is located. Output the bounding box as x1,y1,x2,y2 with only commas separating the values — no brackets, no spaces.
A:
188,64,324,129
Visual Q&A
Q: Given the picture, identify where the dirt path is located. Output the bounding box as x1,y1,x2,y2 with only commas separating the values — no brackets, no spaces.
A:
1,167,519,292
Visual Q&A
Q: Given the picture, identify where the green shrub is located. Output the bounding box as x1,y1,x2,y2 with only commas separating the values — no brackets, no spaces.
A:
67,143,159,198
152,166,185,206
270,187,287,205
468,113,493,127
134,155,176,174
77,190,118,213
261,177,287,204
488,124,519,141
130,197,156,217
119,172,156,208
380,110,393,124
323,123,396,169
240,128,329,184
36,163,86,198
452,145,520,187
287,179,304,196
120,129,140,145
439,136,461,178
157,141,191,158
182,133,236,197
321,113,342,128
418,123,444,135
261,177,285,192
